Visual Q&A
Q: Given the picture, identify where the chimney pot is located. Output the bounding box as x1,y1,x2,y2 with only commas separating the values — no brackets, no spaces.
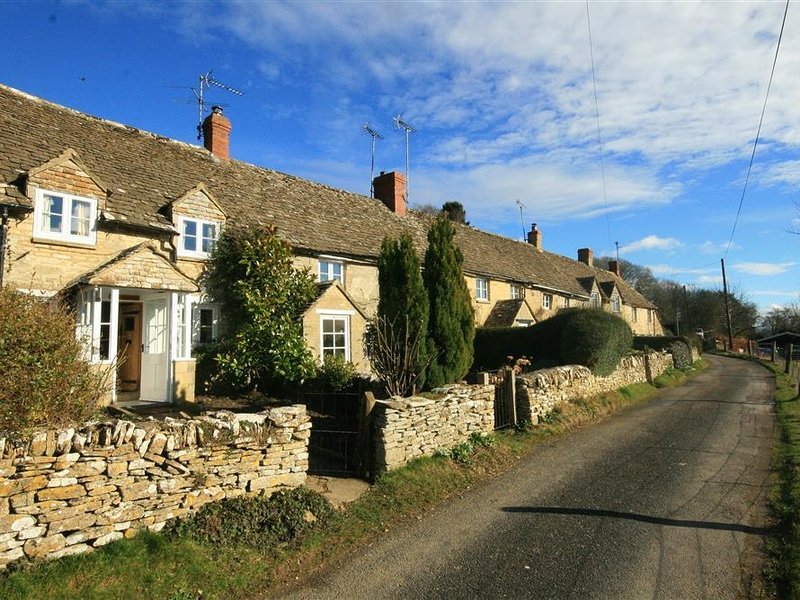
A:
578,247,594,266
202,107,232,161
527,223,542,251
373,171,407,216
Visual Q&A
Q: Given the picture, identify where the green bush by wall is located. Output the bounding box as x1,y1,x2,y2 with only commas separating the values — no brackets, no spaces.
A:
560,309,633,376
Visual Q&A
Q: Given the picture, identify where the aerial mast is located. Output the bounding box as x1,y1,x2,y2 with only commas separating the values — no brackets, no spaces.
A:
192,71,244,140
362,123,383,198
393,115,416,203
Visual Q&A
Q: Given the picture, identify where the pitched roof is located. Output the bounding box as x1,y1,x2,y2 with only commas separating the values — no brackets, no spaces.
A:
0,83,656,311
483,299,537,327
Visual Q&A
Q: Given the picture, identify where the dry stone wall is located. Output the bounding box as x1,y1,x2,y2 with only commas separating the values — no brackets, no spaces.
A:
517,352,674,423
0,406,309,568
372,384,494,472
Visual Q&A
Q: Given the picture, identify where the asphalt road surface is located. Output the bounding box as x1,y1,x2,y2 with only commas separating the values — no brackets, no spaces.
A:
288,355,776,599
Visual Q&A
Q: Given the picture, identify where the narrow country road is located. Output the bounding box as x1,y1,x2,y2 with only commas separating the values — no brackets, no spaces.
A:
286,355,776,599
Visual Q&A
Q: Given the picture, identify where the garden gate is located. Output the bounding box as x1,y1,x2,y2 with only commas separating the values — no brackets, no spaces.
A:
300,389,364,477
492,367,517,430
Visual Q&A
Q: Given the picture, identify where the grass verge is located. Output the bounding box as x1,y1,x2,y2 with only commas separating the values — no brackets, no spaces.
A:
0,369,697,600
761,359,800,599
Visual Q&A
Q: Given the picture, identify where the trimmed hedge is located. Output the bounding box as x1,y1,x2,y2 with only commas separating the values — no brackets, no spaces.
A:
560,309,633,376
473,308,582,370
633,335,695,369
473,308,633,376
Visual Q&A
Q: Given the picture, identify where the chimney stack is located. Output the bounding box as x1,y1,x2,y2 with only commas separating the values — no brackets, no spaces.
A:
373,171,406,216
578,247,594,266
202,106,231,161
608,259,621,278
527,223,542,251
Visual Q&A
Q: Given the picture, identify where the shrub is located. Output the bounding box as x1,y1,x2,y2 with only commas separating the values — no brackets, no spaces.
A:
202,225,318,393
472,308,582,371
312,354,358,392
369,234,430,396
0,287,107,433
423,215,475,388
560,308,633,376
633,335,695,369
165,487,334,547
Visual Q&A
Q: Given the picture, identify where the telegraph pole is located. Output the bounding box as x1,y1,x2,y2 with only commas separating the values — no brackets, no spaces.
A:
721,258,734,350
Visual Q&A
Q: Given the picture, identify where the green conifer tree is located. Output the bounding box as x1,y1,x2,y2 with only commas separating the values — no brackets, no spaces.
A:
371,234,430,394
423,214,475,388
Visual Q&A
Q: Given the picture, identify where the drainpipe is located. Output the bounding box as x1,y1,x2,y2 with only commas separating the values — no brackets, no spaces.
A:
0,207,8,288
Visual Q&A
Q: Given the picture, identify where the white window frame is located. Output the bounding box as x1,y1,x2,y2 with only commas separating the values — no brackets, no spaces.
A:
319,314,350,361
177,216,220,259
475,277,489,301
34,189,97,245
318,259,344,284
563,297,570,308
542,293,552,310
192,303,220,345
611,295,621,313
590,292,600,308
510,284,524,300
632,307,638,322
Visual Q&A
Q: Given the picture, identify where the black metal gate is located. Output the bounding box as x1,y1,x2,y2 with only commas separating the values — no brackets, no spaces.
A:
301,390,363,476
492,367,516,430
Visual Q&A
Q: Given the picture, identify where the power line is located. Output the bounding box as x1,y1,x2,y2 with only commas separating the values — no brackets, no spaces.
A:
585,0,613,249
725,0,790,257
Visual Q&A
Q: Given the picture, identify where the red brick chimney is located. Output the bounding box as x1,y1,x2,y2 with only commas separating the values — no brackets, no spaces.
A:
202,106,231,161
373,171,406,216
527,223,542,251
609,259,621,277
578,248,594,266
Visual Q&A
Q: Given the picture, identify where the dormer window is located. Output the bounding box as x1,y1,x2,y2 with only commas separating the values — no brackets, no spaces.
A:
178,216,219,259
34,190,97,245
611,294,621,313
319,259,344,284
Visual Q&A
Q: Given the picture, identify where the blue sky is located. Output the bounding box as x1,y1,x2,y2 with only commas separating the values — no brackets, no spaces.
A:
5,1,800,312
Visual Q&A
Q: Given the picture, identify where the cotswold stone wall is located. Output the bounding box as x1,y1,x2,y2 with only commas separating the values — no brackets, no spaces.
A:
0,406,309,568
517,352,674,423
372,385,494,472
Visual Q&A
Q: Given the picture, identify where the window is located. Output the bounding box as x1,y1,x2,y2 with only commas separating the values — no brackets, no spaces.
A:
611,295,621,313
34,190,97,245
510,284,524,299
515,319,534,327
647,309,653,323
320,316,349,359
192,304,219,345
178,217,219,258
542,294,552,310
319,260,344,284
563,297,570,308
590,292,600,308
475,278,488,301
632,307,638,322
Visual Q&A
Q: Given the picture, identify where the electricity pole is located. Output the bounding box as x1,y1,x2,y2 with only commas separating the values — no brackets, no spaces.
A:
721,258,734,350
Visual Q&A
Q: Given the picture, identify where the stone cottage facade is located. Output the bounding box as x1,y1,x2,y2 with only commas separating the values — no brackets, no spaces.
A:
0,83,661,406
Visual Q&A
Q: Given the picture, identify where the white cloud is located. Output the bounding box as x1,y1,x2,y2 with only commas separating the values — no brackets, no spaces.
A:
699,240,738,254
697,275,723,285
620,235,683,254
733,261,797,275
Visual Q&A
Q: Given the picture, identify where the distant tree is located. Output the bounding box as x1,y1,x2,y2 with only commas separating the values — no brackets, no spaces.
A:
423,214,475,388
760,303,800,336
411,203,440,216
441,201,468,224
594,256,658,294
366,234,430,395
203,225,318,392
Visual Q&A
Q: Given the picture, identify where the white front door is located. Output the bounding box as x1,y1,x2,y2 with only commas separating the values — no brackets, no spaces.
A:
140,297,169,402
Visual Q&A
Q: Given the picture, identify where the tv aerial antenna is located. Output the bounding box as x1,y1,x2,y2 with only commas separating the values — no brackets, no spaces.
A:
362,123,383,198
192,71,244,140
393,114,416,202
515,199,526,240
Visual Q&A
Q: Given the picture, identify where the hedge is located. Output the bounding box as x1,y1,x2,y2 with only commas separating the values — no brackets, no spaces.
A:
633,335,696,369
473,308,632,376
